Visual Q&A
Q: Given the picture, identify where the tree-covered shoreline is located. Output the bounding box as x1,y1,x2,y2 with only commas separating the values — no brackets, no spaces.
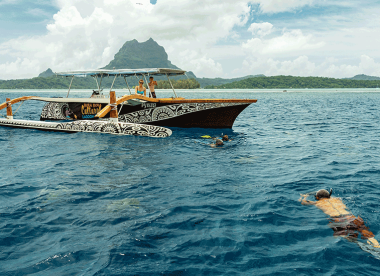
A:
1,75,380,90
156,78,200,89
0,76,201,90
205,76,380,89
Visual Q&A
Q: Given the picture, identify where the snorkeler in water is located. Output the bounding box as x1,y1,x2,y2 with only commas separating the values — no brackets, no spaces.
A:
299,189,380,248
222,134,232,141
210,139,224,148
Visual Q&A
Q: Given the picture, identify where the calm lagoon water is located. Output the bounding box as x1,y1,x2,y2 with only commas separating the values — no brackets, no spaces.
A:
1,89,380,275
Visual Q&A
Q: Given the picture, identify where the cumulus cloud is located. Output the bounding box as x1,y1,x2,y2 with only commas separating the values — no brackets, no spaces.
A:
0,0,251,79
177,50,223,77
242,29,325,56
2,0,380,80
248,22,273,37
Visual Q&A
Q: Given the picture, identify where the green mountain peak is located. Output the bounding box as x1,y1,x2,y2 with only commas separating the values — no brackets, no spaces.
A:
102,38,178,70
38,68,54,77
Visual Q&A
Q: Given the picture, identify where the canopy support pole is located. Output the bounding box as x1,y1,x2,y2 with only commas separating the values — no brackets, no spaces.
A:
110,75,118,93
99,74,103,93
123,76,132,95
166,74,178,98
94,76,100,91
143,74,151,97
66,76,74,98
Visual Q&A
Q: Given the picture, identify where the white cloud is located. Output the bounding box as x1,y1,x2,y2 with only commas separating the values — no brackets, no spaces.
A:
248,22,273,37
2,0,380,79
0,0,251,79
0,0,18,6
253,0,315,13
238,54,380,78
242,29,325,56
26,8,53,17
177,50,223,77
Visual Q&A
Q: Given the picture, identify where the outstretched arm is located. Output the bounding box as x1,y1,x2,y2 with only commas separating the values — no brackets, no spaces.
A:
299,194,316,205
368,237,380,248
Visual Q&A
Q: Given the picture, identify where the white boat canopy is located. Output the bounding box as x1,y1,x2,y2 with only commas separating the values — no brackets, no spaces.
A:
55,68,186,77
55,68,186,98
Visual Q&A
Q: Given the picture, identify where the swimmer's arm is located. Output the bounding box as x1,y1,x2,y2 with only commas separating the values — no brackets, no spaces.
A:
299,194,316,205
368,237,380,248
301,200,316,205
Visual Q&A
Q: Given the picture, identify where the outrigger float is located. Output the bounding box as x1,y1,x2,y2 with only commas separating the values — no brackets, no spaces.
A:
0,68,257,136
0,92,172,137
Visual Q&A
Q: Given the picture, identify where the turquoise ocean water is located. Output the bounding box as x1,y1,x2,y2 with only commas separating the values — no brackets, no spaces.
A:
1,89,380,275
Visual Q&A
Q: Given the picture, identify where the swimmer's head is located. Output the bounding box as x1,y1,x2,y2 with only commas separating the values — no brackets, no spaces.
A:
315,189,333,200
215,139,224,146
222,135,229,141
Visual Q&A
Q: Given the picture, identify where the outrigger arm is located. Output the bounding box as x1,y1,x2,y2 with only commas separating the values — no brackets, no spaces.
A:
0,95,172,137
0,96,36,119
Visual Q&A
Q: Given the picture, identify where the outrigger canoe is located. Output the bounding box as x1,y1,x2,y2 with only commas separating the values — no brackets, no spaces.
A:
0,93,172,138
39,68,257,128
0,68,257,136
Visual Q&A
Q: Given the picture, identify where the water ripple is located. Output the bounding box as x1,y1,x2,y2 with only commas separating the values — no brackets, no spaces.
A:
1,91,380,275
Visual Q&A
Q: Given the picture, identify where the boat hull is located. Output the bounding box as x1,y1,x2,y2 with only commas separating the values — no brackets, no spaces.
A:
40,97,256,129
118,103,251,128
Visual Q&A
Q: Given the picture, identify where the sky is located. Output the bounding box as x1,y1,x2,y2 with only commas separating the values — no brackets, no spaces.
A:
1,0,380,79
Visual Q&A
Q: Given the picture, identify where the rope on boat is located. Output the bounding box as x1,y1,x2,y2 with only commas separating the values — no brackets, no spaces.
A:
0,100,25,118
118,102,124,117
13,100,25,116
109,103,118,111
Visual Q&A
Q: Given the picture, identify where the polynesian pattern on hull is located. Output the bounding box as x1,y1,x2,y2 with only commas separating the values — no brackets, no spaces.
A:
56,121,172,137
119,102,245,124
0,119,172,137
41,102,69,120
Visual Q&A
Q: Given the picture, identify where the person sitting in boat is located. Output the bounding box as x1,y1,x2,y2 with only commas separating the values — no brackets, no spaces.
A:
148,76,158,98
299,189,380,248
91,89,101,98
135,79,146,97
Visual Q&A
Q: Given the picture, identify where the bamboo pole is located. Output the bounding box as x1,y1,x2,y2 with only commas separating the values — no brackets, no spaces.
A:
0,96,35,111
6,98,13,119
109,91,118,122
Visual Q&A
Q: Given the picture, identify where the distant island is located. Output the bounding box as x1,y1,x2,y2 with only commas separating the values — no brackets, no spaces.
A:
0,38,380,89
205,75,380,89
